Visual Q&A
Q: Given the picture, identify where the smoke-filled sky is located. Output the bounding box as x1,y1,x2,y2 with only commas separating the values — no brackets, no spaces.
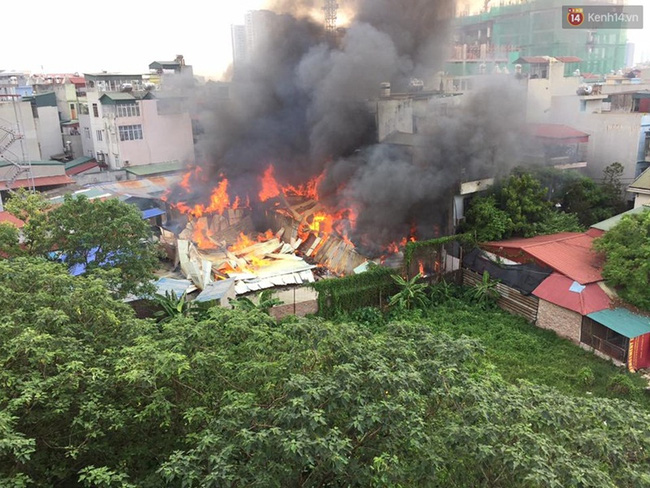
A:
186,0,527,252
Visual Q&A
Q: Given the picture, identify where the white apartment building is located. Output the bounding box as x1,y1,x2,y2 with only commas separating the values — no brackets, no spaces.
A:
79,72,195,170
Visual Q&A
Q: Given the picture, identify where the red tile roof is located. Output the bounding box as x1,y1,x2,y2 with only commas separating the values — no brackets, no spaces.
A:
526,124,590,142
482,232,604,284
0,211,24,228
533,273,610,315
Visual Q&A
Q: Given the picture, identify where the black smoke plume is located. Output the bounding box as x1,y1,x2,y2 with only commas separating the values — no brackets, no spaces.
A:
187,0,526,253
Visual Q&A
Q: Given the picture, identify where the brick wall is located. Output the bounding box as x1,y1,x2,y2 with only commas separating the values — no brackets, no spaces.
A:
270,300,319,320
536,299,582,343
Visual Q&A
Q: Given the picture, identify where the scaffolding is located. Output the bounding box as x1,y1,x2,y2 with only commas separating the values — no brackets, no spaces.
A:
323,0,339,32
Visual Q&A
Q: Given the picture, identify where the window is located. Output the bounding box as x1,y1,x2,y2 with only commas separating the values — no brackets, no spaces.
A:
96,130,103,142
79,103,89,115
118,124,143,141
92,103,99,117
116,103,140,117
84,127,90,139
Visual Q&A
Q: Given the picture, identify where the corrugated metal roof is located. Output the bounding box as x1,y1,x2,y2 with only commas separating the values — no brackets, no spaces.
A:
99,92,136,102
0,211,24,228
590,205,650,231
629,167,650,191
526,124,590,141
154,277,195,298
482,232,603,284
94,175,180,199
142,208,166,219
195,279,236,303
587,308,650,339
64,156,94,170
533,273,610,315
125,161,184,176
49,187,115,204
9,175,75,189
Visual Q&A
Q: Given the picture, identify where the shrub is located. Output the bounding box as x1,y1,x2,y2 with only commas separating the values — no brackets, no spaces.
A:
607,374,637,396
577,367,595,386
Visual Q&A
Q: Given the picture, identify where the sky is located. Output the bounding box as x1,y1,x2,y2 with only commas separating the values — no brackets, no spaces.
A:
3,0,650,79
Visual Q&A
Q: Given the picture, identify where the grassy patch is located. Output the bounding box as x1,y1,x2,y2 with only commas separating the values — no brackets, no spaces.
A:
420,302,650,406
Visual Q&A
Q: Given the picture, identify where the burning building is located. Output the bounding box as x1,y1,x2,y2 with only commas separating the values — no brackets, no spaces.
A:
163,0,527,293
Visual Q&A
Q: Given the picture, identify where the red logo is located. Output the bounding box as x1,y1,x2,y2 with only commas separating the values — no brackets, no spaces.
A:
567,7,584,26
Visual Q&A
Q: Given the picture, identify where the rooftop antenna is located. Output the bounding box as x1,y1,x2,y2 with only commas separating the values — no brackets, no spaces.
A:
323,0,339,33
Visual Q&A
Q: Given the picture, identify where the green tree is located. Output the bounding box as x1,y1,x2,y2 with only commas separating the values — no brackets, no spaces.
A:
601,162,627,214
388,272,429,310
471,271,500,308
536,208,584,234
594,210,650,310
496,172,552,236
229,289,284,314
4,258,650,487
561,177,613,226
462,195,512,242
0,222,23,257
2,192,159,298
47,195,159,297
4,188,53,255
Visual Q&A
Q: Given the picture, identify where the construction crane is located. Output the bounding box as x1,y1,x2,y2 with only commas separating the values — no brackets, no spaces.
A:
323,0,339,33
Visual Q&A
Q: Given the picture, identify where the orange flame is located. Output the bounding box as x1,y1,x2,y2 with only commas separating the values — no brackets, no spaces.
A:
282,173,322,200
259,165,281,201
229,232,255,254
193,219,216,250
418,260,425,276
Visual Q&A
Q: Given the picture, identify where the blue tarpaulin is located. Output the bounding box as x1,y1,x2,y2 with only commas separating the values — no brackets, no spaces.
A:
141,208,166,219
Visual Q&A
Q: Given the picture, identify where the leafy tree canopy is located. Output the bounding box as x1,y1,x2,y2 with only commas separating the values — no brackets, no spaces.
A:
2,258,650,487
594,210,650,310
1,189,159,297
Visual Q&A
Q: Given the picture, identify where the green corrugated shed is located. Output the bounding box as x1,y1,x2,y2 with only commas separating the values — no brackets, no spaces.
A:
64,156,94,171
629,168,650,192
587,308,650,339
124,161,184,177
590,206,650,231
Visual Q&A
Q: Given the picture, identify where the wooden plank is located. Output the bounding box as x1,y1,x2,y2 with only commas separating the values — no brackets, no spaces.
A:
463,269,539,322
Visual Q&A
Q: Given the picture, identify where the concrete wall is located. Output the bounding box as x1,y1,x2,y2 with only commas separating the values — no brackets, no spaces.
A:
536,299,582,343
0,101,42,160
377,98,413,142
117,99,195,168
35,106,63,159
634,193,650,208
270,300,318,320
72,169,127,186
